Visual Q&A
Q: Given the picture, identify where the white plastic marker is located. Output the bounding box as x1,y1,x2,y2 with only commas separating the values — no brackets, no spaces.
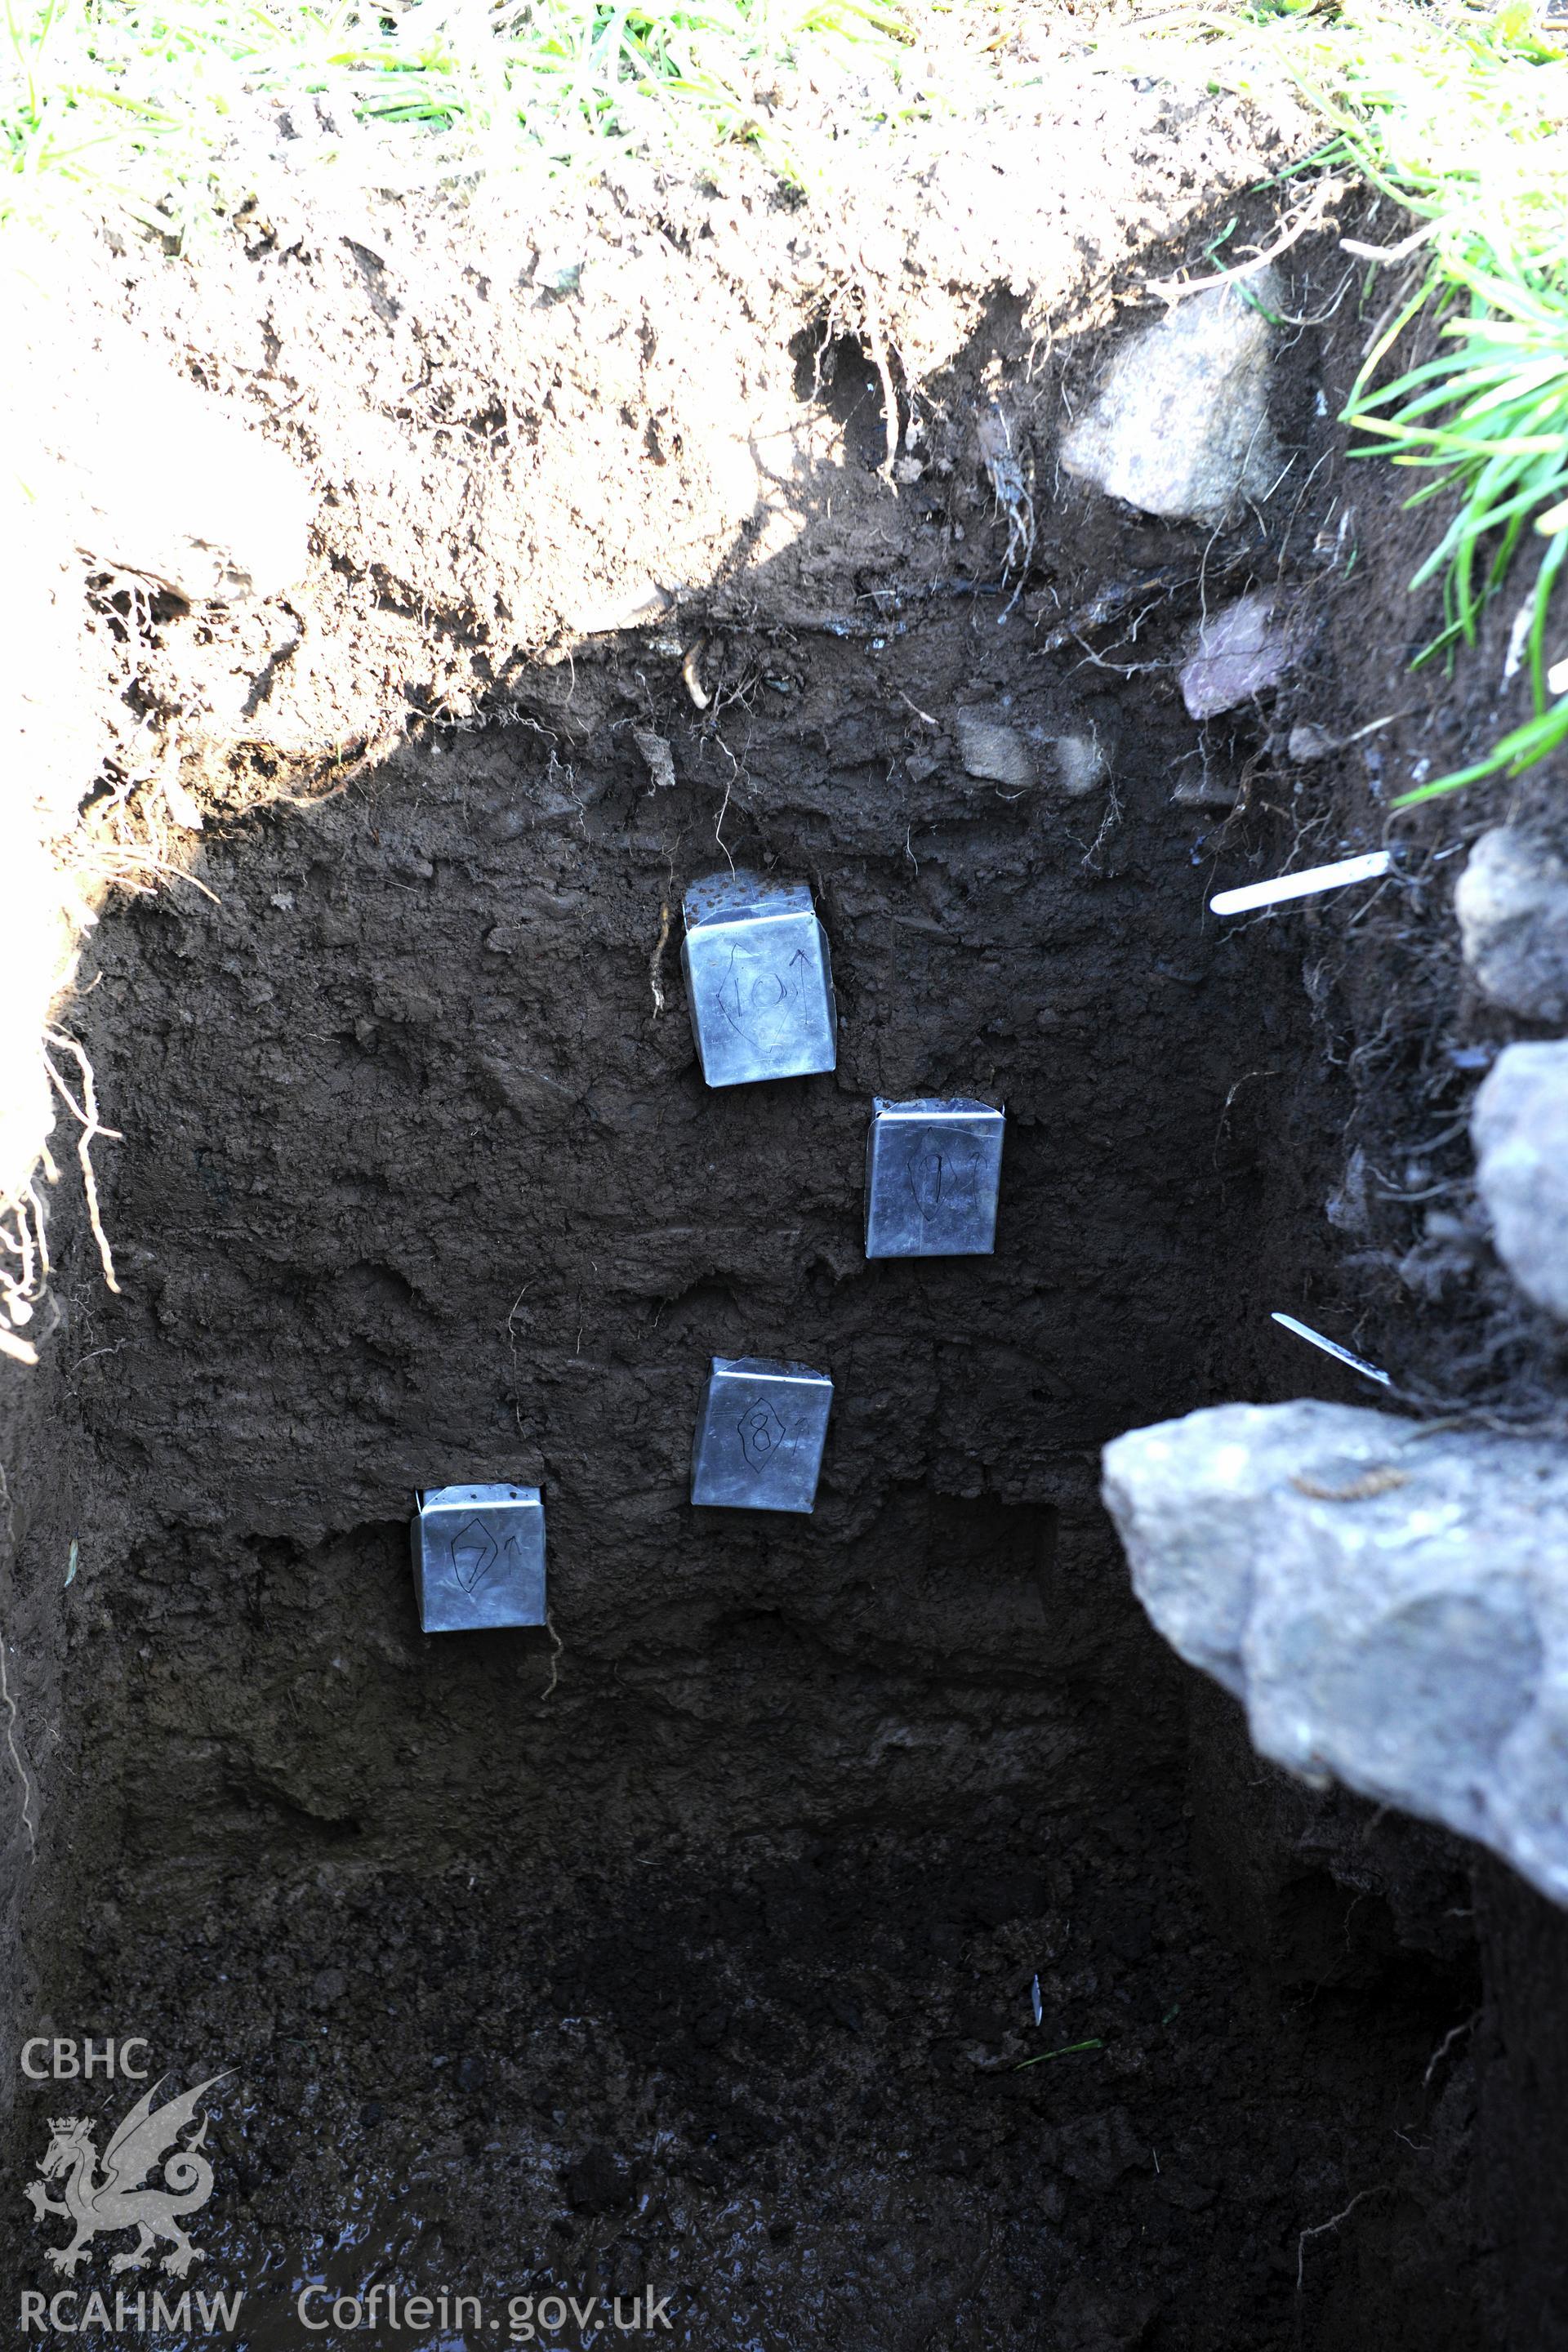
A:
1272,1312,1392,1389
1210,849,1392,918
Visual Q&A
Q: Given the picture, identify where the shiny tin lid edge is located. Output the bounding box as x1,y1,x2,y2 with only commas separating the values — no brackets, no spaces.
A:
683,871,816,927
417,1483,543,1510
709,1356,832,1387
871,1098,1003,1120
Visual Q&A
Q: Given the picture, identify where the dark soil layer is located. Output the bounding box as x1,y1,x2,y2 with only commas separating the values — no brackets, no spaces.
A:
7,192,1553,2351
2,525,1484,2350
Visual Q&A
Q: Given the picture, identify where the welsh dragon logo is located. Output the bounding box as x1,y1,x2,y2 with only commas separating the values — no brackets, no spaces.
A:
25,2073,229,2278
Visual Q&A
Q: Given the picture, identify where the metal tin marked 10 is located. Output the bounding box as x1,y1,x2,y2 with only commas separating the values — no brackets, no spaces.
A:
681,871,837,1088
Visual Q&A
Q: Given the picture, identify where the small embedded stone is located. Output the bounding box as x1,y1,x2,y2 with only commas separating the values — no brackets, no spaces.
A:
162,777,206,831
952,711,1033,789
1049,733,1106,796
631,726,676,791
1180,592,1302,719
1287,722,1338,764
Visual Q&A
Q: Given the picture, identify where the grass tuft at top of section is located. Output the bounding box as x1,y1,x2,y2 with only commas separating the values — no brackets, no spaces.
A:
1,0,920,237
1134,0,1568,802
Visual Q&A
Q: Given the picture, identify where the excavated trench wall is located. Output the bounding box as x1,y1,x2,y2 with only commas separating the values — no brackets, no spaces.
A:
62,621,1317,1881
1,179,1532,2347
1,610,1491,2350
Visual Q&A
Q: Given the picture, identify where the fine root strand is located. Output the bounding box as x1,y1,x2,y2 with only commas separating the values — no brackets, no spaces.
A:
540,1609,564,1708
0,1631,38,1861
1297,2185,1392,2292
0,1471,38,1861
42,1031,122,1295
648,901,672,1019
1424,2012,1480,2088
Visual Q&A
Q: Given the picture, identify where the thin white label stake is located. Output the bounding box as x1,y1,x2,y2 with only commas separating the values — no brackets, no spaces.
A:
1272,1312,1392,1388
1211,850,1392,917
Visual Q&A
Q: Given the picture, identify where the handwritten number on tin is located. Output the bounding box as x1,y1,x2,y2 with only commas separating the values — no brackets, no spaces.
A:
449,1517,497,1595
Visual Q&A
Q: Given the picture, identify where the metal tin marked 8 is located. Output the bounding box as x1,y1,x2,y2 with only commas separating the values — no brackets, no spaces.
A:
411,1484,546,1633
681,870,837,1088
864,1098,1004,1258
691,1356,833,1513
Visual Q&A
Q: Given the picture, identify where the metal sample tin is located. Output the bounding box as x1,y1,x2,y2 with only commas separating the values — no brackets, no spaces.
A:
681,871,837,1088
864,1098,1004,1258
411,1484,546,1632
690,1356,833,1513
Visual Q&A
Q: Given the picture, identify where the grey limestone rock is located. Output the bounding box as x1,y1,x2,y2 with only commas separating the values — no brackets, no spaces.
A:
1102,1397,1568,1905
1472,1040,1568,1319
1287,721,1338,764
1059,269,1284,529
630,726,676,791
1455,825,1568,1022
